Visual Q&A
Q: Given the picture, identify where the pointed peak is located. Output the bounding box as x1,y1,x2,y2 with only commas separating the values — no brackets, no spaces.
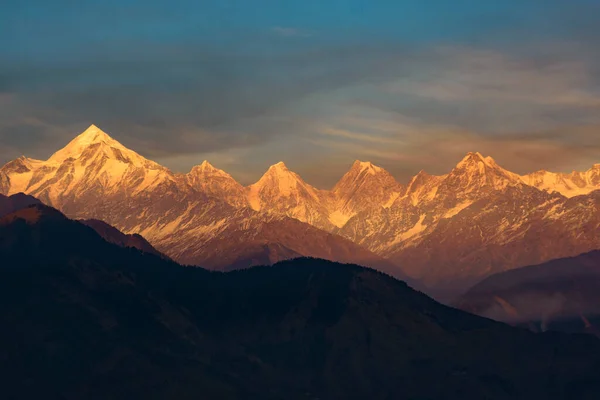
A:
407,169,435,189
459,151,485,162
198,160,216,170
47,125,129,163
189,160,231,177
269,161,288,170
78,124,113,142
455,152,498,170
254,161,305,187
352,160,383,175
263,162,293,176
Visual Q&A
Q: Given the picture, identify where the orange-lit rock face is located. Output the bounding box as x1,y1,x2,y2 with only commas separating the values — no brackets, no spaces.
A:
3,124,600,294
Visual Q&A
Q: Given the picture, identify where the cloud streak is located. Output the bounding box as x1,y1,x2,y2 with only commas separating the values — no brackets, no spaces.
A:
1,1,600,187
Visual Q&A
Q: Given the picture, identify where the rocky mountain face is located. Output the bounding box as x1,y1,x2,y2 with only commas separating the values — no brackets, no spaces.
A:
0,125,391,274
522,164,600,197
455,250,600,335
3,125,600,296
246,161,335,231
3,206,600,399
332,153,600,297
331,160,405,228
183,160,247,207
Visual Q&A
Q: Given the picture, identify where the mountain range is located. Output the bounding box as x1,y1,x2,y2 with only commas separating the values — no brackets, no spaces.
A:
3,124,600,296
456,250,600,335
3,203,600,399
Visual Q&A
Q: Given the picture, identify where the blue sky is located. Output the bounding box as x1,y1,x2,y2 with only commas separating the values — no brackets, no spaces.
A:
2,0,600,186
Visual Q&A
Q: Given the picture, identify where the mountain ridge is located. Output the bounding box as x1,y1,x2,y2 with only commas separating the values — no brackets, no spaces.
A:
4,125,600,206
4,124,600,296
3,205,600,399
455,249,600,335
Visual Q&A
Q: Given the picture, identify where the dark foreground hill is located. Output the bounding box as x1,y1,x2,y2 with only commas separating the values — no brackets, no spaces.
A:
2,205,600,399
80,218,167,258
456,250,600,335
0,192,41,217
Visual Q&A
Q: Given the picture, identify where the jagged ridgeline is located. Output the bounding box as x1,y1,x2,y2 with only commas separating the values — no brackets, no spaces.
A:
2,125,600,295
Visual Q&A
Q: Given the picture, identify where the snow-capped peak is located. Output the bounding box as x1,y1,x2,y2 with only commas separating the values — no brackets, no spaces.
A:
44,124,163,172
193,160,219,173
188,160,238,182
78,124,113,143
334,160,400,194
453,152,516,177
47,124,129,164
255,162,302,188
268,161,289,171
445,152,522,194
456,152,492,169
353,160,383,175
248,161,321,207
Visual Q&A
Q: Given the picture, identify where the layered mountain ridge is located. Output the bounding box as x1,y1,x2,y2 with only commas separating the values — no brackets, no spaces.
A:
3,125,600,295
4,205,600,398
455,250,600,335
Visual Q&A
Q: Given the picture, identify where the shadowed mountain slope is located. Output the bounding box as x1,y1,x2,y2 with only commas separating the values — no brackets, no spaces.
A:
0,192,41,217
80,218,167,258
456,250,600,335
2,205,600,399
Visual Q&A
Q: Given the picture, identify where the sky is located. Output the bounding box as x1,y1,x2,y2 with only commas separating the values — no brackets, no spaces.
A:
2,0,600,187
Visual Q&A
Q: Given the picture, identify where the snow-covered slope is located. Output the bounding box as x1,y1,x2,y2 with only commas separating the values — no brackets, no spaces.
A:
522,165,600,198
331,160,404,227
4,124,600,296
335,152,600,295
1,125,177,211
184,160,247,207
246,161,335,230
0,125,394,273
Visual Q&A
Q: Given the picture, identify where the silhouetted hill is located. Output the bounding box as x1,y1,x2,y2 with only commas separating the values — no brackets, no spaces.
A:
80,218,167,259
456,251,600,335
0,192,41,217
0,192,166,259
2,205,600,399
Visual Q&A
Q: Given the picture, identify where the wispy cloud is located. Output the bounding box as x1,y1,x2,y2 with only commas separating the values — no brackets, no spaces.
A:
387,47,600,109
318,127,404,145
2,0,600,188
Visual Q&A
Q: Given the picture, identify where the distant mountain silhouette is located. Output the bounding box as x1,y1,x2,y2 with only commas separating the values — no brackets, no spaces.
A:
2,204,600,399
456,250,600,335
0,192,41,217
80,218,167,259
0,192,165,259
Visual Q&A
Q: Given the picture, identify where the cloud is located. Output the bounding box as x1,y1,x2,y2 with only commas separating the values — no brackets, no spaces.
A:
388,47,600,109
308,99,600,184
0,40,415,166
2,1,600,188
